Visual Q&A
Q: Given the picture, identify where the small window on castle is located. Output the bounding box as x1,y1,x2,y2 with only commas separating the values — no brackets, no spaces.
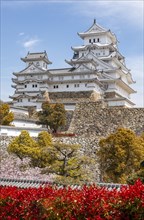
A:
32,84,34,88
21,99,22,102
35,84,37,87
43,63,45,67
85,83,87,87
28,98,30,102
97,38,100,42
56,85,59,88
93,39,95,43
74,84,79,88
89,39,91,43
25,85,27,88
66,85,69,88
54,85,55,89
36,62,40,66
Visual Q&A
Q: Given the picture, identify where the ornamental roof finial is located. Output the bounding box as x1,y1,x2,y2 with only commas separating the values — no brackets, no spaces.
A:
94,18,96,24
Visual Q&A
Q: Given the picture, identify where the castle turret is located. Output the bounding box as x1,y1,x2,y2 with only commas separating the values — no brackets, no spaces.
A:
10,51,52,109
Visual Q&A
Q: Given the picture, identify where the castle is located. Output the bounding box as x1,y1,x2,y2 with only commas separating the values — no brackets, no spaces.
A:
10,20,136,110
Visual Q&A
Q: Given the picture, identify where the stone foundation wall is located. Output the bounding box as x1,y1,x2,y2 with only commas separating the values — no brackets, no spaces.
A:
69,101,144,137
49,91,101,103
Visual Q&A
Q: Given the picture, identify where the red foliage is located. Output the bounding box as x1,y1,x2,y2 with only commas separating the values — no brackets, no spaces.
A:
0,180,143,220
53,132,76,137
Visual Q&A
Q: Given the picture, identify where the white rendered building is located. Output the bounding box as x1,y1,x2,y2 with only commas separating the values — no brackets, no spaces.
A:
10,20,136,109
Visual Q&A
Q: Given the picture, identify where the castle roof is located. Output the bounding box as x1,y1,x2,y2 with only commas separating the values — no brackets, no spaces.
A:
21,51,52,64
78,19,117,43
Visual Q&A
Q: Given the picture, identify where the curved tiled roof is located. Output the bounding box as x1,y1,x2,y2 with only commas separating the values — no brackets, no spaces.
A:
0,178,125,190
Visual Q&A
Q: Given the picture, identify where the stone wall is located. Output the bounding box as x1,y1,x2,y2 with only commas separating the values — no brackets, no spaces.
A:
69,101,144,137
0,135,100,182
49,91,101,103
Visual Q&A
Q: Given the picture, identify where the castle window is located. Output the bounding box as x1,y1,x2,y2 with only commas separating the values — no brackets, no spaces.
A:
59,76,63,80
35,84,37,87
54,85,58,89
89,39,91,43
74,84,79,88
43,63,45,67
93,39,95,43
66,85,69,88
25,85,27,88
97,38,100,42
28,98,30,102
32,84,34,87
36,62,40,66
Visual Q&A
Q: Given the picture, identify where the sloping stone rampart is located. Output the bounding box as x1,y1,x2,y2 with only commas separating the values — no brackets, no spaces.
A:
69,101,144,137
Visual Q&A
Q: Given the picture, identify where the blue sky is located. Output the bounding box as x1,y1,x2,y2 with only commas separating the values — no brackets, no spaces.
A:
1,0,144,107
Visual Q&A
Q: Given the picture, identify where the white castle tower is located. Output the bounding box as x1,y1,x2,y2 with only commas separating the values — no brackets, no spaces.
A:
10,20,136,109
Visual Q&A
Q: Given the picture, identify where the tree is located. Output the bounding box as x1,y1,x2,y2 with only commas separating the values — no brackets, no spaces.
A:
127,163,144,184
8,130,92,184
0,103,14,125
30,131,54,168
8,130,39,160
38,102,66,133
41,142,91,185
97,128,144,183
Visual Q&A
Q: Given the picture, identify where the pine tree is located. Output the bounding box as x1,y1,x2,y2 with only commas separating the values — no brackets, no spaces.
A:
97,128,144,183
8,130,39,160
38,102,66,132
0,103,14,125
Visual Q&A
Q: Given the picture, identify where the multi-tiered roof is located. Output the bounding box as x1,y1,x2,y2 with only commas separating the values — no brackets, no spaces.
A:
10,20,136,109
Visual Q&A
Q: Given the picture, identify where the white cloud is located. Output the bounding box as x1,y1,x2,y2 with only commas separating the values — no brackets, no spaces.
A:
19,32,25,36
23,38,40,49
126,55,144,107
72,0,143,29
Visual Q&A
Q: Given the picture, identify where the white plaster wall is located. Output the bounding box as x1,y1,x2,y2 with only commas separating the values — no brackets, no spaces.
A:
108,100,132,107
11,120,42,128
10,107,28,115
0,126,47,137
84,35,112,45
49,82,100,92
116,84,130,98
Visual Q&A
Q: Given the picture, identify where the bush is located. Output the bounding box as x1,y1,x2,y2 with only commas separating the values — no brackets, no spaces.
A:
0,179,144,219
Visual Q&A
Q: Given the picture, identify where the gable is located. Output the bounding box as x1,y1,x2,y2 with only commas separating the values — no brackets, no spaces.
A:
86,23,106,33
19,64,45,74
85,52,114,70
